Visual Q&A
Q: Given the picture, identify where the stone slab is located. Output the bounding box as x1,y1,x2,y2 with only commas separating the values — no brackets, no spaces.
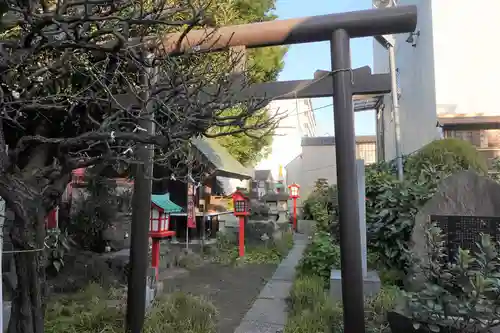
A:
329,269,381,301
233,233,309,333
258,281,293,300
297,220,316,236
271,264,296,281
234,320,284,333
277,255,300,267
242,298,288,326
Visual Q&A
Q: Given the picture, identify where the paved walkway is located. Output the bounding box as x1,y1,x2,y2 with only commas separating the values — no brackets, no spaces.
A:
234,233,308,333
165,261,277,333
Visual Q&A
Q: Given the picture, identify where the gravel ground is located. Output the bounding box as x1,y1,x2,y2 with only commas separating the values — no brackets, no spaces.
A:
165,262,278,333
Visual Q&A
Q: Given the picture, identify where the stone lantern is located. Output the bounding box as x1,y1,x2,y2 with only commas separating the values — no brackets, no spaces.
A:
261,192,289,224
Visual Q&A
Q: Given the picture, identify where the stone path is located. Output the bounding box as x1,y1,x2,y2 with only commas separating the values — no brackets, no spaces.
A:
234,233,308,333
165,261,277,333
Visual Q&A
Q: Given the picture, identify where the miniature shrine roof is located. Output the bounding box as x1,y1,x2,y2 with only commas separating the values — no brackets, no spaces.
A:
191,137,252,180
254,169,273,181
151,193,183,213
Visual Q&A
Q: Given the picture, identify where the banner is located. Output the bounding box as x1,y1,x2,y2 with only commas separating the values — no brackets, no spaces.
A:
187,183,197,229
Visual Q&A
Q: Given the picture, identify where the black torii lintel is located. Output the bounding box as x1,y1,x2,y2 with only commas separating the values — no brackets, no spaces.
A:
231,66,390,100
112,66,390,108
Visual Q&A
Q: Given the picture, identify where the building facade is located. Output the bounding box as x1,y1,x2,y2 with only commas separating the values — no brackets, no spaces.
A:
373,0,500,161
256,98,316,180
285,136,377,201
251,169,275,199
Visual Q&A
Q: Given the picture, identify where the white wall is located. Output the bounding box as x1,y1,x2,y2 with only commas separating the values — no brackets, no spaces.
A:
374,0,500,160
300,145,337,199
432,0,500,117
285,155,303,206
256,98,316,179
396,0,438,156
374,0,438,159
217,177,250,194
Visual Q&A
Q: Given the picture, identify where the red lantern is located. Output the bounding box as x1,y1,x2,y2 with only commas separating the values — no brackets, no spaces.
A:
231,190,250,257
288,183,300,231
232,190,250,217
149,203,175,239
288,183,300,199
149,202,176,280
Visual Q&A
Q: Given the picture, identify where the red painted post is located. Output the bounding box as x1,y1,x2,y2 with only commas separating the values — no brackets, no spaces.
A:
293,198,297,231
151,239,160,280
239,216,245,257
288,183,300,232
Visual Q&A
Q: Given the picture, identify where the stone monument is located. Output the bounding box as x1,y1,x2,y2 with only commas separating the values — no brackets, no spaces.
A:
408,170,500,291
330,159,381,300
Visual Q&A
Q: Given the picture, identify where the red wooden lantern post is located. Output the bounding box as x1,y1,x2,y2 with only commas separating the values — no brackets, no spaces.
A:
149,204,176,280
232,190,250,257
288,183,300,231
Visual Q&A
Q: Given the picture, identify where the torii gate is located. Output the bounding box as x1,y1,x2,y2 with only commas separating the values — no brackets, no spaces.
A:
119,6,417,333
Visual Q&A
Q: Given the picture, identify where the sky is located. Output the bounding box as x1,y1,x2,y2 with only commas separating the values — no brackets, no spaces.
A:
272,0,376,136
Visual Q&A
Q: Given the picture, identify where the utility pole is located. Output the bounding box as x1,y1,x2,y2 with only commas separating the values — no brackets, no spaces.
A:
388,43,403,181
126,53,157,333
375,34,403,180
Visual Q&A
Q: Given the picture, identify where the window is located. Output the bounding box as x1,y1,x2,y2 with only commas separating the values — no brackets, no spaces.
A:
356,143,377,164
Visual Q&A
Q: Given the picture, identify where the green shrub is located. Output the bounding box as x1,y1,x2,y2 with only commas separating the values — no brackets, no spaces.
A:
288,275,329,316
45,285,218,333
45,284,124,333
284,275,400,333
297,231,340,285
212,230,294,265
309,201,335,234
365,174,433,273
302,179,337,220
364,138,486,274
285,275,342,333
405,138,488,178
68,173,120,252
144,293,218,333
403,225,500,332
284,305,342,333
328,286,401,333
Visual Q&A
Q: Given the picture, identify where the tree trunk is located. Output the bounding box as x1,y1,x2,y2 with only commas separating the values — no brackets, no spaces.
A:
2,189,47,333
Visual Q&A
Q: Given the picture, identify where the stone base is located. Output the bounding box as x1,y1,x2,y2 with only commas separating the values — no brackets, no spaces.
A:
329,269,381,300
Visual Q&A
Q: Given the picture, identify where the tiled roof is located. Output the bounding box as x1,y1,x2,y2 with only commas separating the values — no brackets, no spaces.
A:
254,169,272,181
151,193,183,213
191,137,252,180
